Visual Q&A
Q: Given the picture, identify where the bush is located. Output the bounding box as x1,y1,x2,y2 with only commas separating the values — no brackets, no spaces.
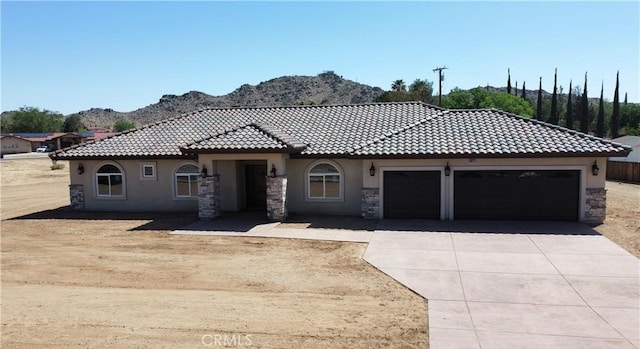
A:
51,162,65,170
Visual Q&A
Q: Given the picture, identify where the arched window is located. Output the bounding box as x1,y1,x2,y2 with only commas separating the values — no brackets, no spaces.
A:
96,163,124,197
175,163,199,198
307,162,342,200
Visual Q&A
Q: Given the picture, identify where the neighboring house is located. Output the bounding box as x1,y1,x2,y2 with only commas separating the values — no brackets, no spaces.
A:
81,131,118,142
15,132,84,152
609,136,640,163
50,102,631,224
607,135,640,183
1,135,33,155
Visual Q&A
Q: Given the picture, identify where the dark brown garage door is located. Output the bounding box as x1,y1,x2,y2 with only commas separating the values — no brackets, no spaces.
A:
454,170,580,221
384,171,441,219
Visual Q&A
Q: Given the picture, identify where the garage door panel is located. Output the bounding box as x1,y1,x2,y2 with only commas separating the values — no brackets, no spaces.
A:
454,170,579,221
384,171,440,219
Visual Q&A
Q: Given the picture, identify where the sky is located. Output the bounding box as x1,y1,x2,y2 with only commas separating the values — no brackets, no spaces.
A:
1,1,638,115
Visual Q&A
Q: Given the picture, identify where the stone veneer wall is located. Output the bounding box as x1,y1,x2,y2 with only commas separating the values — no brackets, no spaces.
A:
361,187,380,219
266,176,287,221
584,188,606,224
198,175,220,220
69,184,85,210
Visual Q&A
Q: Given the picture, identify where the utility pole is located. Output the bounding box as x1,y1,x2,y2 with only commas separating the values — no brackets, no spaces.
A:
433,66,448,106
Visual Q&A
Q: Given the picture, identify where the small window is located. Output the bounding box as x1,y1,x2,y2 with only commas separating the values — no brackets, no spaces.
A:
307,162,342,200
96,163,124,197
141,162,156,180
175,163,199,198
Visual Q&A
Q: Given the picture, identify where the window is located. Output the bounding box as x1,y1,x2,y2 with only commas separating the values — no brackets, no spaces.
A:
175,163,199,198
307,162,342,199
140,162,156,180
96,164,124,197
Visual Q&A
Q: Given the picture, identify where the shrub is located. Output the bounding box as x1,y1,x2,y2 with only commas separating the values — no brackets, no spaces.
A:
51,162,65,170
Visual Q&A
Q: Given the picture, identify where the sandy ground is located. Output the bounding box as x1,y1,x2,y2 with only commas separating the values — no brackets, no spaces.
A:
1,159,428,348
1,159,639,348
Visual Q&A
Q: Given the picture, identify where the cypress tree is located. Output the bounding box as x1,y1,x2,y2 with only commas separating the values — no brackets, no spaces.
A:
515,81,518,96
521,81,526,99
596,82,605,137
536,77,542,120
507,69,512,94
611,71,620,138
580,72,589,133
549,68,559,125
624,92,628,105
566,80,573,129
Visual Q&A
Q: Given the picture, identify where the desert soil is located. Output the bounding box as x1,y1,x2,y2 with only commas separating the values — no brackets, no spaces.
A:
2,158,639,348
1,158,428,348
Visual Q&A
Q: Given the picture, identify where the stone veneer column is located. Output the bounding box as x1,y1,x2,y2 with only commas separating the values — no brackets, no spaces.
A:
584,188,606,224
361,188,380,219
198,175,220,220
69,184,85,210
266,176,287,221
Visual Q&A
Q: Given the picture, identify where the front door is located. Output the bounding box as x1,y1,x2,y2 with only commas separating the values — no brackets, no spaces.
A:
245,165,267,209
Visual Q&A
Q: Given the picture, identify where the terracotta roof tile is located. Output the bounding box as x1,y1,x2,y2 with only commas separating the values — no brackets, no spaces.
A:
50,102,631,160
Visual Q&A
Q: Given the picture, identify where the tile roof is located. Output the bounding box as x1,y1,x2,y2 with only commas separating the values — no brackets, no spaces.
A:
50,102,631,160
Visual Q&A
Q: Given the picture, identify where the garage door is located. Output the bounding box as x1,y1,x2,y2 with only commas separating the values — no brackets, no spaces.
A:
384,171,441,219
454,170,580,221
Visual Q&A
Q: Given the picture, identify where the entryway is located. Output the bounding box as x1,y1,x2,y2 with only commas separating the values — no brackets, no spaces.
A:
244,163,267,209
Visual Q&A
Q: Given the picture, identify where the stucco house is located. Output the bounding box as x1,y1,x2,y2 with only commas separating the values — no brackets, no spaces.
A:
1,135,33,155
50,102,631,224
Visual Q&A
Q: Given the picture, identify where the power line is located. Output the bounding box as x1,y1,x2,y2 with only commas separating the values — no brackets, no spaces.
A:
433,66,448,106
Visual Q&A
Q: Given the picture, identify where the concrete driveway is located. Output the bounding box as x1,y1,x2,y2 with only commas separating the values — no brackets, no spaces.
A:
364,220,640,349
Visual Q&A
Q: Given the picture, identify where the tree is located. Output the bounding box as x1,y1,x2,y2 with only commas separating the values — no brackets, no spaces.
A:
536,77,543,120
507,69,512,94
391,80,406,92
611,71,620,138
479,92,534,117
515,81,518,96
113,119,135,132
580,72,589,134
409,79,435,103
62,114,85,132
521,81,526,99
549,68,559,125
624,92,628,105
441,88,473,109
566,81,573,129
620,103,640,136
596,83,605,137
0,106,63,133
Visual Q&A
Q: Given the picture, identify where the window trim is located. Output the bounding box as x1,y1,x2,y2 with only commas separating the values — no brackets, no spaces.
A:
173,161,200,200
305,160,344,202
94,161,126,199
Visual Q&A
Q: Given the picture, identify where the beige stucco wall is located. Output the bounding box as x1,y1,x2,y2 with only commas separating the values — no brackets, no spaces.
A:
362,157,608,221
1,137,32,154
286,158,363,216
69,159,199,212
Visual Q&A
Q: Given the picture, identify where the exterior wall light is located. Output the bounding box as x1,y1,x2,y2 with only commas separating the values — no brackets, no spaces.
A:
591,161,599,176
444,163,451,176
369,162,375,176
201,165,208,178
270,164,277,177
77,163,84,175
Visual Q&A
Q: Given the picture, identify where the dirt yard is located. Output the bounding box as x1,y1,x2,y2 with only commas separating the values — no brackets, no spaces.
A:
2,159,639,348
1,158,428,348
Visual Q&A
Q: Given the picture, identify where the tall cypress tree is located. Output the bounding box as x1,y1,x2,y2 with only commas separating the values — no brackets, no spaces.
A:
515,81,518,96
521,81,526,99
536,77,542,120
596,82,605,137
566,80,573,129
624,92,628,105
507,69,512,94
580,72,589,133
611,71,620,138
549,68,559,125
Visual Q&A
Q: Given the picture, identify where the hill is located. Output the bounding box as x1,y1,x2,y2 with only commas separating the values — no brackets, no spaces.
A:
75,71,384,127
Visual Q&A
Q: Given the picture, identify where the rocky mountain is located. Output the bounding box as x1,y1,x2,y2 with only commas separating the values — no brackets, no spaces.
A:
76,71,385,128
